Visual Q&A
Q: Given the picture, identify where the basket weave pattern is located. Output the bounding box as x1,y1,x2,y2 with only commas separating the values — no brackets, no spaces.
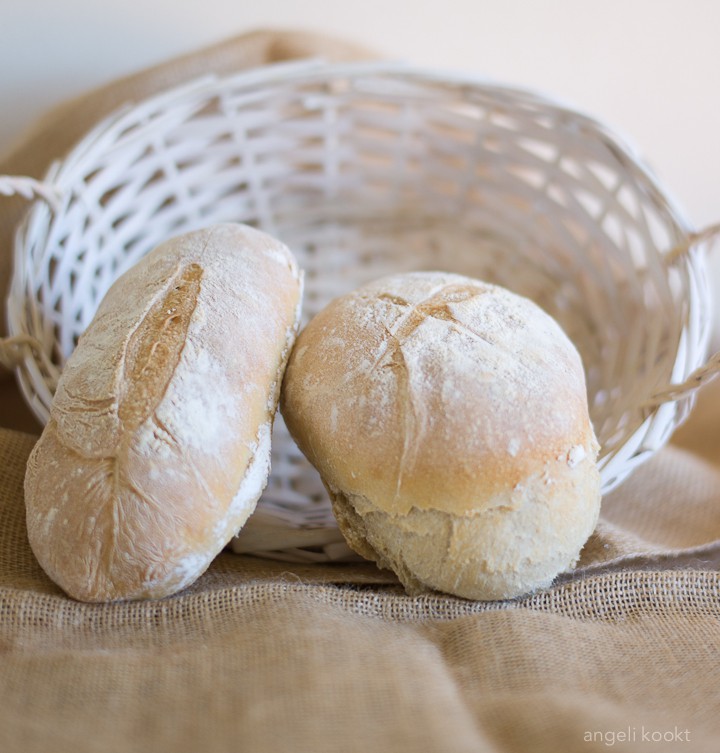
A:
2,61,716,537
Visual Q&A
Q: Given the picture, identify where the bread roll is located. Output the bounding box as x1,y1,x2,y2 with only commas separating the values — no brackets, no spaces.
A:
25,223,302,602
281,271,601,600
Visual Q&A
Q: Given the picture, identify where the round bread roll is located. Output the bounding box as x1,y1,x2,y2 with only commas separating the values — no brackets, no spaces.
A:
24,223,302,602
281,271,601,600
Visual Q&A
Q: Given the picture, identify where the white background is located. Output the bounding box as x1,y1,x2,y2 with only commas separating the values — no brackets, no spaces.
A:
2,0,719,230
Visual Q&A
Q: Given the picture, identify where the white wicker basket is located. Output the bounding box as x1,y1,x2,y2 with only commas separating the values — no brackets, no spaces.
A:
2,60,719,560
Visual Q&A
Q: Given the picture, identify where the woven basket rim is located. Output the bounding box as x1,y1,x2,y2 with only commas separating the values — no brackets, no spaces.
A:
23,58,698,237
3,57,715,504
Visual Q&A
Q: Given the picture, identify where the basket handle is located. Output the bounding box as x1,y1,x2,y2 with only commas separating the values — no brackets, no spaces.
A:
0,175,62,371
0,334,53,371
647,222,720,406
0,174,61,208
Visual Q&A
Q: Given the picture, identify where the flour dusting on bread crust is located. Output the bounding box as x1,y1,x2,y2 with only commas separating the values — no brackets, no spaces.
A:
281,271,601,601
25,224,302,602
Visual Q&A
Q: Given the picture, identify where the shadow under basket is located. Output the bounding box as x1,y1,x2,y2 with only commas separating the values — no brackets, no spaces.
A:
2,60,718,562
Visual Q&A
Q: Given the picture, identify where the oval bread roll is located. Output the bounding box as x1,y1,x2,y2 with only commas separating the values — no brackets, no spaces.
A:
25,223,302,602
280,271,601,600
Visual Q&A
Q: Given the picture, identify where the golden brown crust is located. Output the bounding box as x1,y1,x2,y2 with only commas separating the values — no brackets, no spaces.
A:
328,455,601,600
24,224,302,602
282,272,598,516
281,271,601,599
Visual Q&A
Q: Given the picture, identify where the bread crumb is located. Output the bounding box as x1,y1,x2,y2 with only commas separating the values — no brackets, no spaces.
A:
567,445,587,468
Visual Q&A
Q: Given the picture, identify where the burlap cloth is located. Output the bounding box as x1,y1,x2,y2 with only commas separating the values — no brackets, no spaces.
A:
1,29,719,753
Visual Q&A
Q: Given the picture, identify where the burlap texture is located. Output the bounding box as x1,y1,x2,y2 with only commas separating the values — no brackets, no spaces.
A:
2,424,720,753
1,29,719,753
